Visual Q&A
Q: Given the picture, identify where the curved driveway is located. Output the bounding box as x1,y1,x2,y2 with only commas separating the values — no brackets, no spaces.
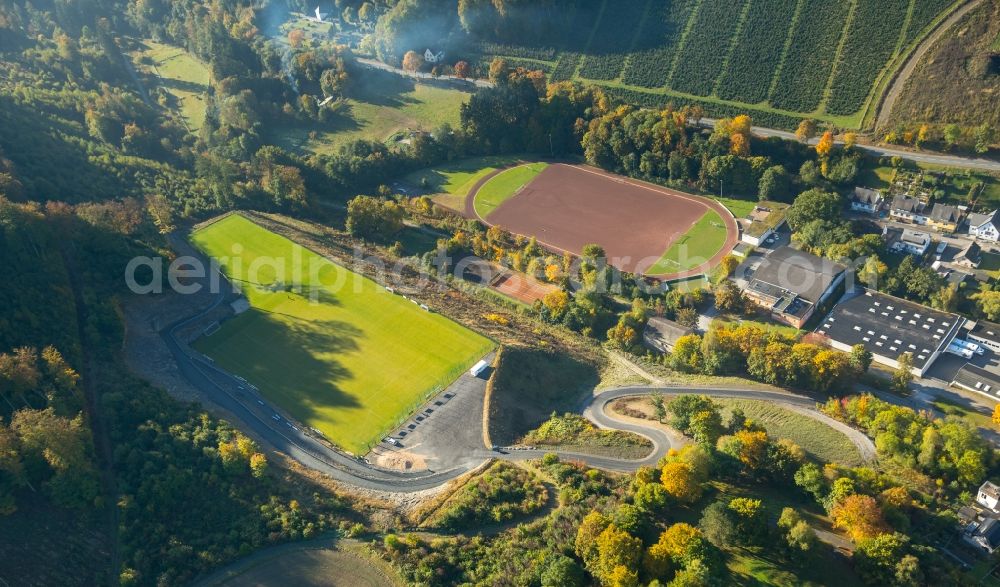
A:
160,235,873,493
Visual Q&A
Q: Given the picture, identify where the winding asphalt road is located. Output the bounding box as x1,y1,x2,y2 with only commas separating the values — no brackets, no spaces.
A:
159,231,874,492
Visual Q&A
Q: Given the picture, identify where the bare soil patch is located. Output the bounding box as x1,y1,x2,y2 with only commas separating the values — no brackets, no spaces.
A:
481,164,737,276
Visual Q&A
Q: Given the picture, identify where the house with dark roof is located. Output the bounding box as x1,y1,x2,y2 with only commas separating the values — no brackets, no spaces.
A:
967,516,1000,554
743,246,846,329
968,210,1000,242
643,317,695,353
927,203,963,233
889,195,927,224
954,241,982,268
815,289,964,377
850,187,884,215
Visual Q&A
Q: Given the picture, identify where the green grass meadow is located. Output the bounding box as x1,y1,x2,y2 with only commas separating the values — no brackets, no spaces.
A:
272,69,468,155
475,162,550,219
646,209,729,274
136,41,210,133
717,399,863,466
406,155,525,210
190,215,495,454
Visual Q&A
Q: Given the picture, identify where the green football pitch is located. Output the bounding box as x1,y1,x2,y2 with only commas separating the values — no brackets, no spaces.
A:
645,209,729,275
190,215,495,454
473,162,549,219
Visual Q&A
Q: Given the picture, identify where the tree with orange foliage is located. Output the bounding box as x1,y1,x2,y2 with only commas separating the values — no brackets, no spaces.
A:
288,29,305,48
815,131,835,157
992,404,1000,427
402,50,424,72
831,494,888,542
453,60,470,79
730,133,750,157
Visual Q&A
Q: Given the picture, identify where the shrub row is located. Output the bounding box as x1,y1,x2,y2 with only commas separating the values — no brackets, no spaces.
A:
621,0,697,88
481,56,553,73
904,0,957,45
551,52,581,82
826,0,910,115
668,0,743,97
577,0,649,81
601,85,804,130
475,42,557,62
769,0,851,112
715,0,796,104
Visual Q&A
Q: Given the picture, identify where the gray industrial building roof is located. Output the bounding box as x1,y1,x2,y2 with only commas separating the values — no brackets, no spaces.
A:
816,290,962,373
746,246,845,305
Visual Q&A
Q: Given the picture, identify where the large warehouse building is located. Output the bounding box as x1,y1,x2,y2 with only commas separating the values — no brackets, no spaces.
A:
815,289,965,377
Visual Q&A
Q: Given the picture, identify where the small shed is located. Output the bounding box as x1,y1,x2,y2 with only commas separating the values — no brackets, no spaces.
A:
643,317,695,353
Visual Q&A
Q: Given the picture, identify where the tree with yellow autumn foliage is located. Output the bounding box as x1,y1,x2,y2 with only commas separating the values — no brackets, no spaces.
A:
815,130,835,158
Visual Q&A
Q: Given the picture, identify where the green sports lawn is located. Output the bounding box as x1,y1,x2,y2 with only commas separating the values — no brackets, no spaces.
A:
405,155,525,211
646,209,729,274
474,162,549,219
190,215,495,454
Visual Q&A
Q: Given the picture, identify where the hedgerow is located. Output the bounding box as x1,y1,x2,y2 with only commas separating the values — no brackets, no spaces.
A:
482,56,553,73
551,53,581,82
826,0,909,115
600,85,804,130
716,0,795,104
621,0,696,88
668,0,743,96
904,0,957,45
475,42,557,62
769,0,850,112
577,0,648,81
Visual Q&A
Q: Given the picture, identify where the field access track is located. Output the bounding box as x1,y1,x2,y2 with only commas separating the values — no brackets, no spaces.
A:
467,164,738,278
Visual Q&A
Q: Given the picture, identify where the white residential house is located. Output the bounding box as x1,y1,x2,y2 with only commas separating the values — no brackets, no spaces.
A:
968,210,1000,242
889,195,928,224
978,481,1000,513
850,187,884,214
888,228,932,256
424,49,445,64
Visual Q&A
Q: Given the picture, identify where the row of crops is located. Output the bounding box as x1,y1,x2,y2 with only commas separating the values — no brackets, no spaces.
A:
620,0,696,88
550,53,581,82
904,0,958,45
475,42,557,62
482,0,958,121
768,0,851,112
715,0,797,104
826,0,910,115
577,0,650,80
668,0,747,97
601,85,804,131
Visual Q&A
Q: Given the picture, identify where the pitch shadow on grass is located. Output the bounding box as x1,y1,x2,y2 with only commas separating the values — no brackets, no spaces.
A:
226,309,365,420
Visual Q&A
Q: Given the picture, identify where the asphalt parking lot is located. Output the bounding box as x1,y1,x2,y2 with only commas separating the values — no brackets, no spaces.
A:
370,352,496,470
